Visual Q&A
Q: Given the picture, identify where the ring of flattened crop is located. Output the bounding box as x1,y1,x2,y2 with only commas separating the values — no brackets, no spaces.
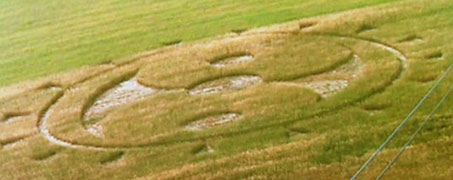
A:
39,31,405,149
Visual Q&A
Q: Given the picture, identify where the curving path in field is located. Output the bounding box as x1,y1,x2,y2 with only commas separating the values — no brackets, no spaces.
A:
37,32,408,150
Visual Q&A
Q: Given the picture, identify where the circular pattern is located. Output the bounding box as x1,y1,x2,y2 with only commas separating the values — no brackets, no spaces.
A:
38,32,406,150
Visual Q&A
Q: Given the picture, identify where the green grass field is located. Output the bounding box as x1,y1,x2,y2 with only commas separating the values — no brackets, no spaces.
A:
0,0,401,87
1,0,453,179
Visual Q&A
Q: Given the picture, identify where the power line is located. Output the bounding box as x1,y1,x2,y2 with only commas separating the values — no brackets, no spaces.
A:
350,64,453,180
375,83,453,180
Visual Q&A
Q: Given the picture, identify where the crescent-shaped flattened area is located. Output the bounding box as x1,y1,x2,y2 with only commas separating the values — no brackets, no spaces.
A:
38,32,405,149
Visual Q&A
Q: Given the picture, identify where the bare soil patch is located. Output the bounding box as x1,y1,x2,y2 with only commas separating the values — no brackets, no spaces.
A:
186,113,242,131
189,76,262,95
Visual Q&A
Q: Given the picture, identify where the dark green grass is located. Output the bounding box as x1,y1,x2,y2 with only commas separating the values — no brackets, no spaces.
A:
0,0,403,87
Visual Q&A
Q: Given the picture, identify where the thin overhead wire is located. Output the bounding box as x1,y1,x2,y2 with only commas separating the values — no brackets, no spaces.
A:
350,64,453,180
375,83,453,180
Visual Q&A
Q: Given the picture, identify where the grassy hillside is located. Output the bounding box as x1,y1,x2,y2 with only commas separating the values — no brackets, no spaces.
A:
0,0,401,87
1,0,453,180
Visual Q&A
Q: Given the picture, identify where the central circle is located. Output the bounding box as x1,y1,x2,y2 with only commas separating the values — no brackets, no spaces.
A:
41,33,403,149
